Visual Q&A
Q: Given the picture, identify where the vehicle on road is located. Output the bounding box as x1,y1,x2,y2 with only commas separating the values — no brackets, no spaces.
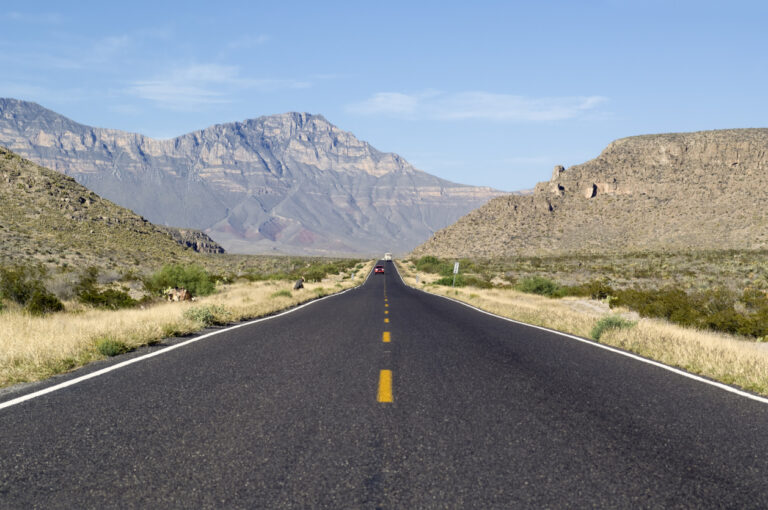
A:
374,265,385,274
384,253,392,261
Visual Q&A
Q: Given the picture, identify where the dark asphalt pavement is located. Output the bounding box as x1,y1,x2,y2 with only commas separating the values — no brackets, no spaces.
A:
2,260,768,508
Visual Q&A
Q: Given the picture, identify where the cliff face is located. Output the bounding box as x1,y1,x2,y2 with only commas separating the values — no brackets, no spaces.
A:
413,129,768,258
0,99,502,255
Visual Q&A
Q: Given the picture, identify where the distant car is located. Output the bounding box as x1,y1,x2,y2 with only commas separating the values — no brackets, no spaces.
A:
384,253,392,261
374,265,385,274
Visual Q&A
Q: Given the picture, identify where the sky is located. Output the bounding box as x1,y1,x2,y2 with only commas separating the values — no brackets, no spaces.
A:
2,1,767,192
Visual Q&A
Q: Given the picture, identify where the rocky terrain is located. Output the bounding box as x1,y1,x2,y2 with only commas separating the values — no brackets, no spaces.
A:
0,146,223,270
0,99,502,256
414,129,768,258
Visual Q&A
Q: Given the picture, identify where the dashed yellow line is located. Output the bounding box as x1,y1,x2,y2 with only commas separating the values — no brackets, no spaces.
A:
384,318,389,323
382,331,391,343
385,303,389,307
378,370,393,403
384,310,389,315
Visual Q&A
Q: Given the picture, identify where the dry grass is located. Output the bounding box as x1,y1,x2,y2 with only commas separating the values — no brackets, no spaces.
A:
397,261,768,396
0,261,373,387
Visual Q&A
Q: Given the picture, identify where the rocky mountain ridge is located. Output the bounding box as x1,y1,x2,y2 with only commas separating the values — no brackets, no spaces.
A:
0,98,502,255
413,128,768,258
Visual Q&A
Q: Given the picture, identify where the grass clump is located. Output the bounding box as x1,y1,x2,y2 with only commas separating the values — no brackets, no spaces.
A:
271,289,292,298
591,315,637,340
145,264,215,297
96,338,131,357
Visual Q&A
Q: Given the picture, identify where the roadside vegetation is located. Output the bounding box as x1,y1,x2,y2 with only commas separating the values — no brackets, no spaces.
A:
0,258,370,387
398,255,768,396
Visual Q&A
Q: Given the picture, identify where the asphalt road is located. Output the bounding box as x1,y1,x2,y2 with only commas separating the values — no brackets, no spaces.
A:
2,260,768,508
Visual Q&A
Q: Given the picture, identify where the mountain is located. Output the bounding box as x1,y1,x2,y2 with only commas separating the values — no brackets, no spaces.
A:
413,129,768,258
0,145,223,270
0,99,502,256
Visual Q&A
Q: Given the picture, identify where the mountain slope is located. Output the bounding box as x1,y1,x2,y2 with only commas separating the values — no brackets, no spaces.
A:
0,99,502,255
0,146,222,270
413,129,768,258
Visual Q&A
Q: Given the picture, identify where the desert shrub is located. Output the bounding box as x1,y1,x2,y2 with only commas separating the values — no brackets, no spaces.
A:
80,288,138,310
183,305,231,326
26,289,64,316
145,264,215,297
463,275,494,289
562,279,614,300
76,267,137,310
96,338,130,357
591,315,636,340
435,274,464,286
0,265,46,305
516,276,561,297
610,286,768,339
415,256,454,276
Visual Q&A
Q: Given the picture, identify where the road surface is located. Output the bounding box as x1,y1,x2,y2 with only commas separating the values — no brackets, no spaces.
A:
1,260,768,508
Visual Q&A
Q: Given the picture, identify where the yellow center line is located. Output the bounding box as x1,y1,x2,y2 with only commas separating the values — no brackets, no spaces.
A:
382,331,391,343
384,317,389,323
377,370,393,403
384,310,389,314
385,303,388,307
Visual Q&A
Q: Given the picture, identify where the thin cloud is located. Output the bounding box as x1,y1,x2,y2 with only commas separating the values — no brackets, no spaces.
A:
347,91,607,122
227,34,270,49
126,63,311,111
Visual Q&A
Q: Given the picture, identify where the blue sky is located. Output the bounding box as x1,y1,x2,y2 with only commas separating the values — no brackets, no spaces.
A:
2,1,767,191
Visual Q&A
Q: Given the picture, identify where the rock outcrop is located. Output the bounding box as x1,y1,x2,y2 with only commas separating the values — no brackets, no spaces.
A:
413,129,768,258
0,98,502,255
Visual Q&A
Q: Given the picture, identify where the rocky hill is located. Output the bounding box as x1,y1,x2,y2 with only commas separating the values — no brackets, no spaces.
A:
0,99,502,256
413,129,768,258
0,146,223,270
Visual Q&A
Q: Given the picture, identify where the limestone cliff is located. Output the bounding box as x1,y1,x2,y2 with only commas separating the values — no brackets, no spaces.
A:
413,129,768,258
0,99,502,255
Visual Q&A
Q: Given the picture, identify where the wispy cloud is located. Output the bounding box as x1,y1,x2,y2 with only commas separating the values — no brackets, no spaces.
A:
347,91,607,122
227,34,270,49
126,63,310,111
6,11,64,24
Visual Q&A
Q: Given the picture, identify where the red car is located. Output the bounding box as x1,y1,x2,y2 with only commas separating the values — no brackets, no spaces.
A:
374,265,385,274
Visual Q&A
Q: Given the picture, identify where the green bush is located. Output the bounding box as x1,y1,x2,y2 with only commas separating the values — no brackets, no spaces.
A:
271,290,292,298
591,315,637,340
145,264,215,297
516,276,562,297
562,279,614,300
26,290,64,316
435,274,464,286
0,265,46,305
75,267,137,309
609,286,768,339
96,338,130,357
183,305,231,326
80,288,138,310
415,256,454,276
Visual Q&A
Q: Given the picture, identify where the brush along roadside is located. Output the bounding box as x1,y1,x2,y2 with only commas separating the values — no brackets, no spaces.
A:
396,261,768,397
0,261,374,388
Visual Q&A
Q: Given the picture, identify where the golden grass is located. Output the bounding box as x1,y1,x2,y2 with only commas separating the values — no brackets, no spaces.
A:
0,261,374,387
396,261,768,396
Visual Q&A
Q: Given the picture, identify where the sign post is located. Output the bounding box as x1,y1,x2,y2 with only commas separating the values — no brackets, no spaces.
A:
452,261,459,287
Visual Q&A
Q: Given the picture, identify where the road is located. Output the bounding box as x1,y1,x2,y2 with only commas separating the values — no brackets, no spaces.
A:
2,260,768,508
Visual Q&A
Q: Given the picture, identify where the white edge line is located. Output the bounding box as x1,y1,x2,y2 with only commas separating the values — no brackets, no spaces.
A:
0,269,375,412
392,260,768,405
